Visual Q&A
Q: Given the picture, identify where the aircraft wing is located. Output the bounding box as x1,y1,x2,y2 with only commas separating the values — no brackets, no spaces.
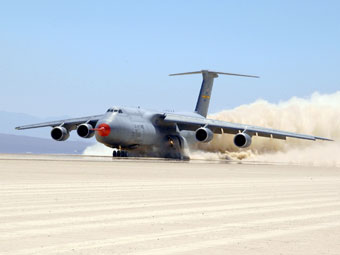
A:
162,113,333,141
15,115,104,131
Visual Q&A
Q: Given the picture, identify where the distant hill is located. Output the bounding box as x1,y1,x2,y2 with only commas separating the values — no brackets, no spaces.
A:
0,133,93,154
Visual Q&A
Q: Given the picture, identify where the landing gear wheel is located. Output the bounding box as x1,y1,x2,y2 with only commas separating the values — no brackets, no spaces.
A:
121,151,128,157
113,149,128,158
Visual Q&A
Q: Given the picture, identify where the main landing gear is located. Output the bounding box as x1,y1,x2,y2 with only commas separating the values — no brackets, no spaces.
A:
112,149,128,157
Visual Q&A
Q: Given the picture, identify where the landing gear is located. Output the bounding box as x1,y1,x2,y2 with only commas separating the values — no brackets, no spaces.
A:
112,149,128,158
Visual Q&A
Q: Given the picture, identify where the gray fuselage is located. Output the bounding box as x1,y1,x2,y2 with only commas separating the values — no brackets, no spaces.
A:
94,106,200,158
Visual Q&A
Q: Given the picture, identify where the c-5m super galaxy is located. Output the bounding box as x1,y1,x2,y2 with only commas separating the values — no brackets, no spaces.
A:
16,70,332,159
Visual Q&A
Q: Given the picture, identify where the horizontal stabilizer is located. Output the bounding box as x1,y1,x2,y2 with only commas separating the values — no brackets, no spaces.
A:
169,69,259,117
169,70,259,78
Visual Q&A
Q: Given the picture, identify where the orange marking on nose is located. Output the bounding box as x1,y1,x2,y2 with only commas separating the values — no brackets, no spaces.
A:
93,123,111,136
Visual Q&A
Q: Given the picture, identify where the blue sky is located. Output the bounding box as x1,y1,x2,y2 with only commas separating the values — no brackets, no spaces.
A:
1,0,339,117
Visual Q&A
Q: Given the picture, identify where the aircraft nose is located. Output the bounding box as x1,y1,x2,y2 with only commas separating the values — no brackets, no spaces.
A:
93,123,111,137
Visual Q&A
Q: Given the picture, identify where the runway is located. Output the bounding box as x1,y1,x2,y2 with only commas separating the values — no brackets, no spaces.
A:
1,154,340,255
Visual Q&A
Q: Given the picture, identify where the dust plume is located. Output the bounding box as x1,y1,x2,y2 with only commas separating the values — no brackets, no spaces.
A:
195,91,340,166
83,143,113,156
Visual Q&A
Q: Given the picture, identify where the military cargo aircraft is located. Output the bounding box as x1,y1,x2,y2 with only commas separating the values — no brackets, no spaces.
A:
16,70,332,159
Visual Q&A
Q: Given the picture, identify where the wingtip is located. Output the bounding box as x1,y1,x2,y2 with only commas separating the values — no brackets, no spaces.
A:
316,136,334,142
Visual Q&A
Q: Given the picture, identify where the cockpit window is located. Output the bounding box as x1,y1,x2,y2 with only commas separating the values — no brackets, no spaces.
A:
107,108,123,113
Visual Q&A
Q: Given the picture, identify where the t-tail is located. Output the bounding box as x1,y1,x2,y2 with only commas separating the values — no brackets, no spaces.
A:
169,70,259,117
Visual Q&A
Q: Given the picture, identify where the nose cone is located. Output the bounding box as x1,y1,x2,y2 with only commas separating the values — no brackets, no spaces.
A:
95,123,111,137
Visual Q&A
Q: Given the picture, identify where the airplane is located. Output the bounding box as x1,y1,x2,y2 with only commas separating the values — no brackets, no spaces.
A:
16,70,333,159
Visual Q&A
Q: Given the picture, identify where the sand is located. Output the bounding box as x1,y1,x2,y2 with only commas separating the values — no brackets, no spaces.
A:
0,154,340,255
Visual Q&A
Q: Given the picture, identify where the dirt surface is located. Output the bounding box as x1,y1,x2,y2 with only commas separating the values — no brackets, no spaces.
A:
1,154,340,255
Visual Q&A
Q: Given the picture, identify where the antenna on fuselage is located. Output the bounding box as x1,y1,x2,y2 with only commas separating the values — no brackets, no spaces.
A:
169,70,259,117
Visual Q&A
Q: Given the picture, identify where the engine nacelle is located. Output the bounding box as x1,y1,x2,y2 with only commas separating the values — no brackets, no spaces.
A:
51,126,70,141
234,133,252,148
77,123,95,138
195,127,214,143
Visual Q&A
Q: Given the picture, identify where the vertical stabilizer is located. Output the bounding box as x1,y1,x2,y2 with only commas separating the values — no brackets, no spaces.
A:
194,71,218,117
169,70,259,117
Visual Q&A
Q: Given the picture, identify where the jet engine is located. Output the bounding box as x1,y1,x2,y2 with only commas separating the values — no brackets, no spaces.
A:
51,126,70,141
195,127,214,143
233,133,252,148
77,123,95,138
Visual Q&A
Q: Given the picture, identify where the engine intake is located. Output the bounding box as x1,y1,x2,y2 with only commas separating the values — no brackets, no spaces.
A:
195,127,214,143
234,133,252,148
77,123,95,138
51,126,70,141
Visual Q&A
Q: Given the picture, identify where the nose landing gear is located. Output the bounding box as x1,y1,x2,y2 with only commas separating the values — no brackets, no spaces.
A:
112,149,128,157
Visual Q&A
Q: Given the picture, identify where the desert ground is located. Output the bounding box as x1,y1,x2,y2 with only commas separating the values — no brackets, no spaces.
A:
0,154,340,255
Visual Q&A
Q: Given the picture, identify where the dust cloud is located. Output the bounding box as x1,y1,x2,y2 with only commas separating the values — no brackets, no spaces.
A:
83,143,113,156
195,91,340,166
